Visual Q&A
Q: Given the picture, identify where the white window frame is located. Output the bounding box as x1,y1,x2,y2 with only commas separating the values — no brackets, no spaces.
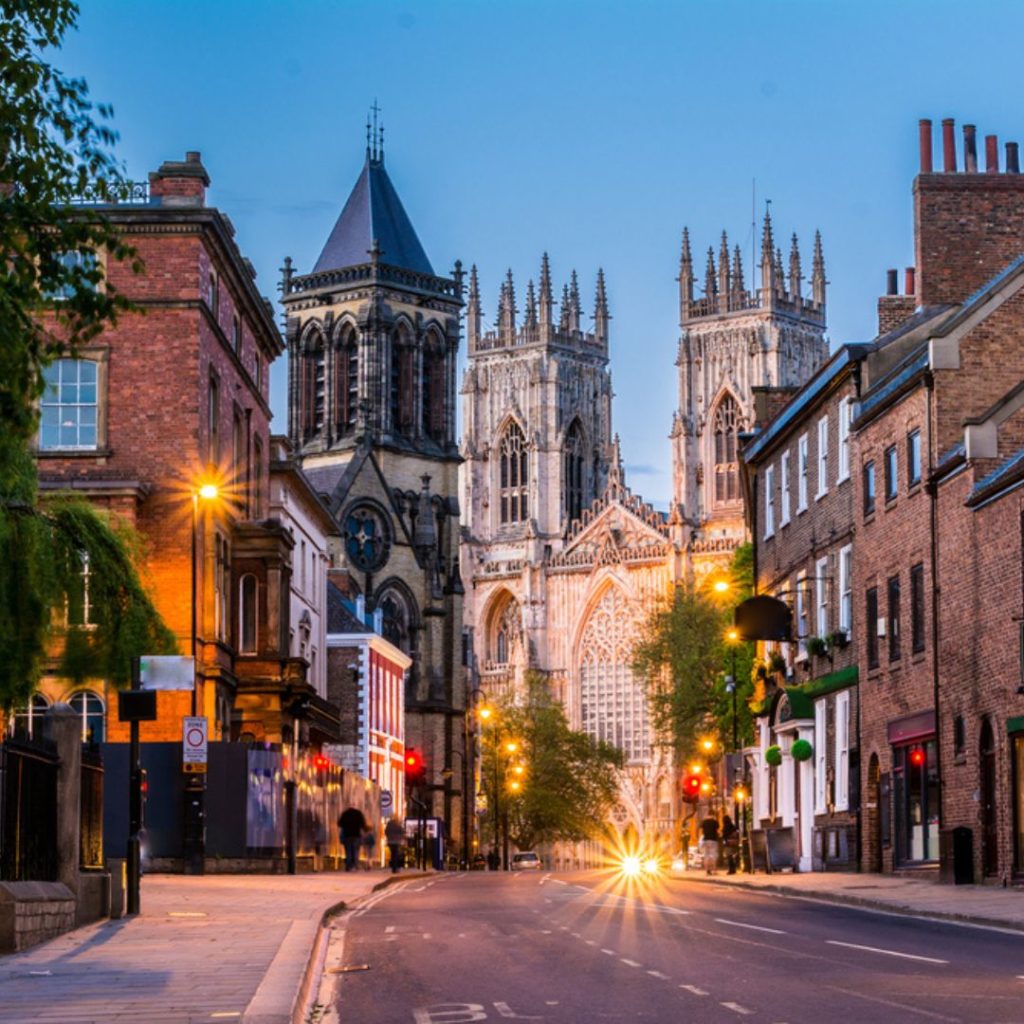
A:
816,415,829,499
839,544,853,637
835,690,850,811
796,570,809,654
837,397,851,483
815,556,829,638
814,700,828,814
780,450,791,526
797,433,809,512
756,719,771,821
764,464,775,539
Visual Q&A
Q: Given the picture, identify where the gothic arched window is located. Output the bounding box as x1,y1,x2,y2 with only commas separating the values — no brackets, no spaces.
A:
389,326,415,434
713,395,742,504
379,588,415,656
422,335,446,442
564,420,585,525
498,422,529,524
578,587,649,762
489,594,520,665
333,325,358,435
302,331,326,439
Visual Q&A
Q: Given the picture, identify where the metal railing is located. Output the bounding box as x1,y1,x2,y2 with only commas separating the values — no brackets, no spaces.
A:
0,737,59,882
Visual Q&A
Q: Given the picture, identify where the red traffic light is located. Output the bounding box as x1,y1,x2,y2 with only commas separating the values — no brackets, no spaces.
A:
909,747,925,767
682,773,703,803
404,747,425,784
313,755,330,771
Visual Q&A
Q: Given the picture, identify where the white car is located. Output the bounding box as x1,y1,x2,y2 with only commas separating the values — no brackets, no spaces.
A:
511,851,541,870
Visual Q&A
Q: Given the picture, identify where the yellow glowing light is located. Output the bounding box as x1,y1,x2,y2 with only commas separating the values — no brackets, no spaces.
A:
726,628,740,643
701,739,715,752
643,857,661,876
700,781,712,793
198,483,219,501
512,764,525,776
713,579,730,593
509,780,522,793
689,763,703,775
620,855,642,878
505,740,519,754
735,786,748,803
478,705,493,721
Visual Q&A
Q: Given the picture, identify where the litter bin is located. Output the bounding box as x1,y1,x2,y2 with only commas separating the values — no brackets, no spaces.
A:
952,827,973,885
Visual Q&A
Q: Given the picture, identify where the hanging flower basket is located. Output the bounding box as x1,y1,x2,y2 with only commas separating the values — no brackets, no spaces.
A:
791,739,813,762
765,744,783,767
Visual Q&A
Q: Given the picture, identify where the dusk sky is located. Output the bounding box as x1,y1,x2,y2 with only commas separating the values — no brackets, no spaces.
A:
61,0,1024,507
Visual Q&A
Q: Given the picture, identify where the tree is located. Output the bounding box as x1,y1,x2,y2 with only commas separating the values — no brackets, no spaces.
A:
633,544,756,763
0,1,173,711
481,675,623,852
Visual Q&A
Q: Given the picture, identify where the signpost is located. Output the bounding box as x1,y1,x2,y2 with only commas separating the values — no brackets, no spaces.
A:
139,656,194,691
380,789,394,817
124,658,157,915
182,717,208,774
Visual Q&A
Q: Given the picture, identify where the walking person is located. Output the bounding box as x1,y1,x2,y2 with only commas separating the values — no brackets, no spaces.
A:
385,816,405,873
338,805,368,872
362,825,377,870
700,814,720,875
722,814,740,875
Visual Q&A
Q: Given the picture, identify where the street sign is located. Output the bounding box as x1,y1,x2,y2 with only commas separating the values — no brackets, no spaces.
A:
183,716,208,774
380,789,393,815
118,690,157,722
140,656,195,690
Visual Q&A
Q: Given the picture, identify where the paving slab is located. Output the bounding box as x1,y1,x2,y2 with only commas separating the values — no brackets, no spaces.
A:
0,871,392,1024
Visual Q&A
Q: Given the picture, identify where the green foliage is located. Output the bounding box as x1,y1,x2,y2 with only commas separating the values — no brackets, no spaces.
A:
481,675,623,851
633,544,757,762
765,744,783,767
790,739,813,762
0,1,171,711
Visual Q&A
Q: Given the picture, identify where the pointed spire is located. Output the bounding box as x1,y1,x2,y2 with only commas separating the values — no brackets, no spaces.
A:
607,434,625,496
760,206,775,262
466,264,481,349
704,247,717,301
498,268,516,342
524,279,537,329
559,283,571,333
539,252,553,335
718,231,730,311
788,233,802,299
811,230,826,306
774,247,784,292
731,245,744,302
679,228,694,313
594,268,609,344
568,269,582,332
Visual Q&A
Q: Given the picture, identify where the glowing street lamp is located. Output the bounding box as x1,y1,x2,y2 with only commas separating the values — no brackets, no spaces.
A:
191,479,219,718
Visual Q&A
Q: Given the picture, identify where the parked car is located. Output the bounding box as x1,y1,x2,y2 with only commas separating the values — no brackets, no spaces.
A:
511,851,541,870
470,853,488,871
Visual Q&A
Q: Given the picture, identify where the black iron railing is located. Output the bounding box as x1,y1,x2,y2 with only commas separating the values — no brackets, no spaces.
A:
0,737,59,882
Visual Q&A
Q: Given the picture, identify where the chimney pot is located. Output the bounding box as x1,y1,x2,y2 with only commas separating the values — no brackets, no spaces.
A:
1007,142,1020,174
905,267,916,296
886,269,899,296
186,151,201,163
964,124,978,173
942,118,957,172
986,134,999,173
918,119,933,173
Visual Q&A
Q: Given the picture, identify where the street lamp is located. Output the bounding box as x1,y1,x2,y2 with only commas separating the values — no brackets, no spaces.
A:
191,479,219,718
724,627,746,872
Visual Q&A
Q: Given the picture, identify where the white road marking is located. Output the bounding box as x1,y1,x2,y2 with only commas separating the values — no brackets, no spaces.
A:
559,925,570,930
422,933,432,939
714,918,786,935
493,1002,543,1019
679,984,709,996
545,1001,559,1006
585,939,597,946
620,958,641,967
541,929,552,934
601,948,617,955
647,970,670,979
570,931,582,938
720,1002,754,1016
551,879,568,885
825,939,949,964
385,925,396,933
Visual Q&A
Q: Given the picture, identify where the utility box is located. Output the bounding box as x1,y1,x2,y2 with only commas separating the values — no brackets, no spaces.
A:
940,826,974,884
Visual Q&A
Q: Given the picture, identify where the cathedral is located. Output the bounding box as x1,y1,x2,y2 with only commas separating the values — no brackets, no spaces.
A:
281,128,467,845
460,215,828,850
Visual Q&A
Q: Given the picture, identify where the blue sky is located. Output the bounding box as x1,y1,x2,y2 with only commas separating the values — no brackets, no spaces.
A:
61,0,1024,507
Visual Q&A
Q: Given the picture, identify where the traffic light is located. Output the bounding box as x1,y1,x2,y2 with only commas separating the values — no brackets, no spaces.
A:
682,773,702,803
404,747,426,786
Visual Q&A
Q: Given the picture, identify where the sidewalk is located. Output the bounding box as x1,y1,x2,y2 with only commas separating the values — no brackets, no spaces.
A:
683,868,1024,932
0,870,398,1024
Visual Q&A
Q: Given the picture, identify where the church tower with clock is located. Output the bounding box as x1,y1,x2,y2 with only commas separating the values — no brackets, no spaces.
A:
281,121,465,842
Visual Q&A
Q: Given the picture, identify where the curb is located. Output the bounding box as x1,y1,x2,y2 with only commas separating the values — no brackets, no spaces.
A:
687,874,1024,934
292,873,433,1024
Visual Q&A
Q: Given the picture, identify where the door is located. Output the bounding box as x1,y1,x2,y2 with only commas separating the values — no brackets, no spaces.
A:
980,719,998,877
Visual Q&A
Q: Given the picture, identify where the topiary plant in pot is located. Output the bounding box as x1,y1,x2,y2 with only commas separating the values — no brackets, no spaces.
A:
765,744,783,767
790,738,813,762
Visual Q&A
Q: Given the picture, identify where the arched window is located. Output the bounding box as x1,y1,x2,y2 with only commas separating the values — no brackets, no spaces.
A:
10,694,50,739
422,336,445,442
563,421,585,525
302,331,325,439
499,422,529,524
68,690,105,744
713,395,742,504
490,595,521,665
379,588,415,656
389,327,414,434
578,587,648,762
333,325,359,435
239,573,258,654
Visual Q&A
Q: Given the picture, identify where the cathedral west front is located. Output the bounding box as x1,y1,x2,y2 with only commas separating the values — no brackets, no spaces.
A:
460,216,829,853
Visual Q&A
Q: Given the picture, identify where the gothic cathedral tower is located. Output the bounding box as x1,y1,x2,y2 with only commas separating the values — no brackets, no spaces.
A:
461,258,613,696
672,212,828,570
281,127,465,837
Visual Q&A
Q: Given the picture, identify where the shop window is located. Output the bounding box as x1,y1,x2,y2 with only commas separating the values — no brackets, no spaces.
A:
893,739,939,863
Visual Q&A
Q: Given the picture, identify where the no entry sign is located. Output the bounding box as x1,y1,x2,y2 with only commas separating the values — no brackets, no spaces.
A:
183,716,208,773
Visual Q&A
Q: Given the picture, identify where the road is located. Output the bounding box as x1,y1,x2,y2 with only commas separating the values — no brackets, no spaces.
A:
331,870,1024,1023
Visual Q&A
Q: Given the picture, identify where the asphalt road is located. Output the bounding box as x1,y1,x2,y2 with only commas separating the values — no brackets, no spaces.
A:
332,870,1024,1023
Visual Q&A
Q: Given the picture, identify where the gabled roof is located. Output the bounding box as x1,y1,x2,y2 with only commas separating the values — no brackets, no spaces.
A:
314,154,433,275
326,581,373,635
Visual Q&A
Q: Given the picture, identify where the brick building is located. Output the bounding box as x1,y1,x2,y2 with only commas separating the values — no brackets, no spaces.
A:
855,118,1024,877
742,345,866,871
33,151,337,755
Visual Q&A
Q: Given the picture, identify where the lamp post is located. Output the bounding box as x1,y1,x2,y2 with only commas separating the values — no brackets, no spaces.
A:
725,627,745,871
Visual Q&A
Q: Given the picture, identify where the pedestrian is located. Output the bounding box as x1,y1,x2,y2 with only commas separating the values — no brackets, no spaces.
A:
385,816,405,873
700,814,720,875
338,805,368,872
722,814,740,875
487,848,500,871
362,826,377,870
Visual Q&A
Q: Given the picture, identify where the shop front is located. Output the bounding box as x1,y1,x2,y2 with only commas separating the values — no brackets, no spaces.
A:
888,711,939,866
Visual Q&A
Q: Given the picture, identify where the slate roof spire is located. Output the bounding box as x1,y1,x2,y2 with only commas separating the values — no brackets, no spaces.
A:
314,116,433,275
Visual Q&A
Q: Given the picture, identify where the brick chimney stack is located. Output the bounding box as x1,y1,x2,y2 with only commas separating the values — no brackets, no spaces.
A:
149,151,209,206
914,117,1024,306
